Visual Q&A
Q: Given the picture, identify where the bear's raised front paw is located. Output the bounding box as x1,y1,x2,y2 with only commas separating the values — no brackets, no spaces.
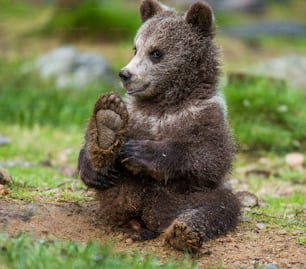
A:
94,94,128,149
164,220,202,254
87,93,128,169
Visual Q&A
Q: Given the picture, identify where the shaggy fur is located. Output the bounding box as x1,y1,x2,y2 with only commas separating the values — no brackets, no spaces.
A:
78,0,240,253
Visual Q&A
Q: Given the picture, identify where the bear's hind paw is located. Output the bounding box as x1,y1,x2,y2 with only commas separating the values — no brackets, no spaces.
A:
87,93,128,169
164,220,202,254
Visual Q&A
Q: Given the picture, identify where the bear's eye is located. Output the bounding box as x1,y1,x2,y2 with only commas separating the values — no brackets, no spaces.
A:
149,49,163,63
133,46,137,55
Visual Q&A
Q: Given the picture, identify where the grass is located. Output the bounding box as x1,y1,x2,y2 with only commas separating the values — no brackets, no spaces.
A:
0,124,81,163
0,60,120,127
224,77,306,151
0,0,140,42
0,124,88,202
0,0,38,19
5,166,89,203
256,36,306,54
41,0,141,41
247,193,306,231
0,234,197,269
232,153,305,238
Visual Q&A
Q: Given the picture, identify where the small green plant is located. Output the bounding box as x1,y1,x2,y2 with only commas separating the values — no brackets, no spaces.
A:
298,236,306,244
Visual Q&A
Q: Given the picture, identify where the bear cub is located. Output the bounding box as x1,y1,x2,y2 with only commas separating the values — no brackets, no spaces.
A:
78,0,240,253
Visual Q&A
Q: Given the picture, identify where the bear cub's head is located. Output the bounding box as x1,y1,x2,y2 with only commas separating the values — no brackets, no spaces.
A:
119,0,219,102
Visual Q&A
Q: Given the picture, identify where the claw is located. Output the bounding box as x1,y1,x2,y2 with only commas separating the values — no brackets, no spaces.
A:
83,175,115,190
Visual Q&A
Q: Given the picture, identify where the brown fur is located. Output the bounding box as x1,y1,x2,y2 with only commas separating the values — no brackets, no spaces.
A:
78,0,240,253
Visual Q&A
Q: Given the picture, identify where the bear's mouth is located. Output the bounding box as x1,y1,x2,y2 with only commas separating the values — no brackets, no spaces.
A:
127,83,150,95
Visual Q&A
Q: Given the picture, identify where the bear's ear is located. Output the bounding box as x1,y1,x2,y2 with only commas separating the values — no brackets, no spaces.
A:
140,0,163,22
184,2,214,33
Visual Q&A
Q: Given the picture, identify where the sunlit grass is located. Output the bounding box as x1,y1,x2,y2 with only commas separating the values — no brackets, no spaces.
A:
0,124,81,164
0,124,85,202
244,192,306,232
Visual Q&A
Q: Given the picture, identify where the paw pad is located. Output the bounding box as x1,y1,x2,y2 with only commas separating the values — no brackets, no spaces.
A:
87,93,128,169
165,221,202,254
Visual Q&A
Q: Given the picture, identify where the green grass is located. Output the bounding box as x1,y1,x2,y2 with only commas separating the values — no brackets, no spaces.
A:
0,124,81,163
256,36,306,54
0,59,121,127
239,174,305,234
4,165,89,203
0,0,140,42
41,0,141,41
233,154,305,236
256,193,305,227
0,123,87,202
0,234,196,269
0,0,38,19
224,77,306,151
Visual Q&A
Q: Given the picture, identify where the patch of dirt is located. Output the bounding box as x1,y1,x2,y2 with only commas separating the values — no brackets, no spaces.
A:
0,199,305,269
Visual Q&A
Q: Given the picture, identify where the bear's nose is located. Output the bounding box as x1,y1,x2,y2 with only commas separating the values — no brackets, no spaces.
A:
119,69,132,82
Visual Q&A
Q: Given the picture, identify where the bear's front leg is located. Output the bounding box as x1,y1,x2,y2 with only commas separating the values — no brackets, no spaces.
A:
121,139,182,183
78,93,128,189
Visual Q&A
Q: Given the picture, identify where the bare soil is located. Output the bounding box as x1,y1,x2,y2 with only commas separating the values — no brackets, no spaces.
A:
1,198,305,269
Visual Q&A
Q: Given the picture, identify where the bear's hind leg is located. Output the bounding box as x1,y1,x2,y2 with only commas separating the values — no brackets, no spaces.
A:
164,188,241,254
78,93,128,189
87,93,128,169
164,209,204,254
96,180,144,226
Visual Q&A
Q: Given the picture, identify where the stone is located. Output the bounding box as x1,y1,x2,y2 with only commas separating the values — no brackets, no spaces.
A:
256,223,265,230
223,22,306,39
236,191,260,207
0,135,10,146
249,54,306,89
36,46,116,89
37,46,77,78
285,152,304,168
0,168,12,185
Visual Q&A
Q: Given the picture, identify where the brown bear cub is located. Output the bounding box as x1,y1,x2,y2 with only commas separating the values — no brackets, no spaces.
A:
78,0,240,253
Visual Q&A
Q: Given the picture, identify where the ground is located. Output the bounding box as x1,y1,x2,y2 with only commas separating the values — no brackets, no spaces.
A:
0,199,305,269
1,165,305,269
